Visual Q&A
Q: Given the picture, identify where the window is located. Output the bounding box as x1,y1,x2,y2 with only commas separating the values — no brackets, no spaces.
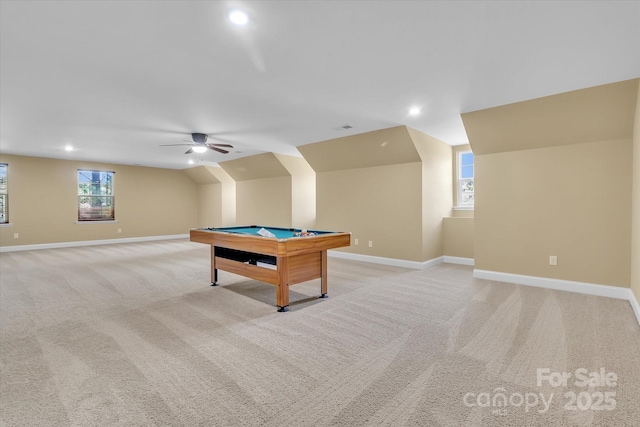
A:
0,164,7,223
457,151,474,207
78,170,115,221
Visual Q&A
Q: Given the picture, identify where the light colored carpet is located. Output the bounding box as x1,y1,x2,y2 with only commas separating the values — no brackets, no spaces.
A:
1,240,639,426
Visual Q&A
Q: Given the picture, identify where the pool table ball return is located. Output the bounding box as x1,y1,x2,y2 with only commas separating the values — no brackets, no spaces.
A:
190,226,351,312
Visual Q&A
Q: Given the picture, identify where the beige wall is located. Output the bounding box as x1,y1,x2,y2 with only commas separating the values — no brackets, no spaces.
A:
274,154,316,229
235,176,292,228
0,155,198,247
631,87,640,301
221,153,314,229
290,171,315,229
213,167,236,227
466,80,637,289
474,139,632,287
315,163,423,261
197,183,222,228
444,217,474,259
409,128,453,260
183,165,236,228
182,165,222,228
302,125,452,262
444,143,475,259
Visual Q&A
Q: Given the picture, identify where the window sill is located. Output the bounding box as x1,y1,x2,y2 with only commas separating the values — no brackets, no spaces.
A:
75,220,119,224
0,222,13,228
453,206,474,211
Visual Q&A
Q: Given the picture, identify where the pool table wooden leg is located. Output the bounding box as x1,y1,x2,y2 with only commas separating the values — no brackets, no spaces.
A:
319,250,328,298
276,256,289,312
211,268,218,286
210,246,218,286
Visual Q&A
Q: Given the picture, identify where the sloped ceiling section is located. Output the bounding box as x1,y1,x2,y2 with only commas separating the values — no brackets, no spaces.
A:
219,152,291,181
406,127,450,160
297,126,421,172
274,154,315,177
462,79,639,155
182,165,222,185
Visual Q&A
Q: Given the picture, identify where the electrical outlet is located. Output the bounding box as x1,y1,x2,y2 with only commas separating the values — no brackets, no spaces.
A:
368,240,373,248
117,228,122,233
549,255,557,266
13,233,18,239
354,238,358,245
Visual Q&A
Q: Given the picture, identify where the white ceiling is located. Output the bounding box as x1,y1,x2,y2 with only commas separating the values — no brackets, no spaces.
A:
1,1,639,169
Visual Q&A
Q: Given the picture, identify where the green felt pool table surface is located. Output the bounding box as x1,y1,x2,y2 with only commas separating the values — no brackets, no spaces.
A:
204,225,336,239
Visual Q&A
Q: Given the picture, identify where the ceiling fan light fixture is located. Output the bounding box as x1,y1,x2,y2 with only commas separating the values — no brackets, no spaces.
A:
228,9,249,26
192,146,208,153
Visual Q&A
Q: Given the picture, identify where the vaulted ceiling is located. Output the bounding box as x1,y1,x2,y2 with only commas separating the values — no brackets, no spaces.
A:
1,1,638,169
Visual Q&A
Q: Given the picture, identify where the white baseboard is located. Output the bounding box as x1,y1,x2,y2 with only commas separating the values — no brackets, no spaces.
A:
327,251,476,270
328,250,444,270
474,269,640,326
473,269,630,300
443,256,474,266
629,289,640,326
0,234,190,253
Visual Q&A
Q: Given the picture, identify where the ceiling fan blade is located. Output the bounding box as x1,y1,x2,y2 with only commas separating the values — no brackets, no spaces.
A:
160,143,195,147
185,148,193,154
208,146,229,154
210,143,234,148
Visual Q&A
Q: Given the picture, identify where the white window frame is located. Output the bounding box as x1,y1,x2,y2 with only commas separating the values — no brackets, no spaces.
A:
0,164,8,224
77,170,116,222
455,150,474,209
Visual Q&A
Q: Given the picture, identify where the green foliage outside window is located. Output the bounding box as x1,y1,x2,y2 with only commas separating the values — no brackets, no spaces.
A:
0,164,7,223
78,170,115,221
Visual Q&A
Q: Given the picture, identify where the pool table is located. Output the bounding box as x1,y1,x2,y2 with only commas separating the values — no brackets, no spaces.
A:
190,226,351,312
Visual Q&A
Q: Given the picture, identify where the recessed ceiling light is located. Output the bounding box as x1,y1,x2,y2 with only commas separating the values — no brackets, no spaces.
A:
64,145,74,151
409,107,421,116
192,146,208,153
188,159,195,165
228,9,249,26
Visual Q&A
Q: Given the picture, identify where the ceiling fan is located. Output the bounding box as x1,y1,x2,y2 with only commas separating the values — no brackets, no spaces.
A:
160,133,234,154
